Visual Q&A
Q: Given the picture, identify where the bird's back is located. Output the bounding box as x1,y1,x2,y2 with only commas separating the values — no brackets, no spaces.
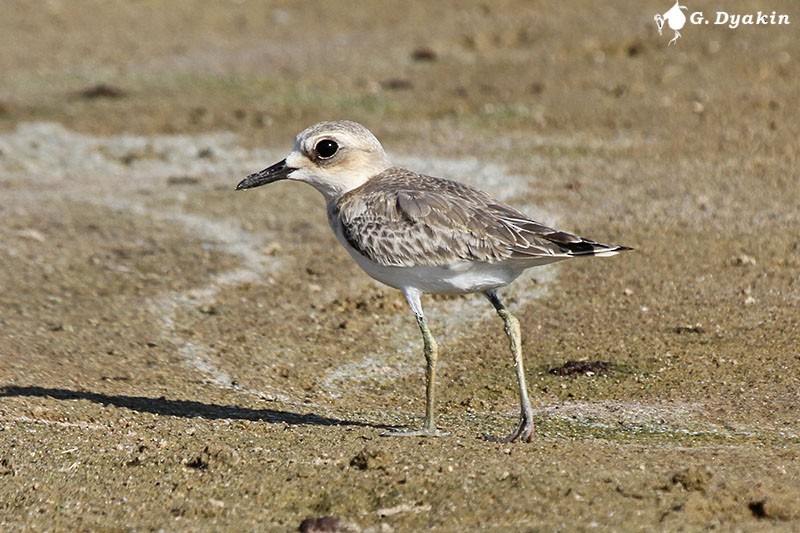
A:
331,167,629,269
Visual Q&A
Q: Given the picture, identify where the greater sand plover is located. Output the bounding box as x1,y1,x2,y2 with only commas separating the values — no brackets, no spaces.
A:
237,120,630,442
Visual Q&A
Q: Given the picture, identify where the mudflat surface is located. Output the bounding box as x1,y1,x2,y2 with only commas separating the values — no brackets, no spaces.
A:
1,1,799,531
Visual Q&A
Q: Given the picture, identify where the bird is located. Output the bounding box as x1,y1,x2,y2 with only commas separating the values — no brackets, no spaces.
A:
236,120,631,442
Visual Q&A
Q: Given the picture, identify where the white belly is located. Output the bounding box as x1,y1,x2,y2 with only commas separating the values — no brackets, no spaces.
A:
349,250,521,294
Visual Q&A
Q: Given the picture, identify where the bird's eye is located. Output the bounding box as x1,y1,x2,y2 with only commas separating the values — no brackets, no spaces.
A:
315,139,339,159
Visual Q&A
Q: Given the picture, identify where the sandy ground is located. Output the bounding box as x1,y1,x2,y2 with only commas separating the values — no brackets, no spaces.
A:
1,1,799,531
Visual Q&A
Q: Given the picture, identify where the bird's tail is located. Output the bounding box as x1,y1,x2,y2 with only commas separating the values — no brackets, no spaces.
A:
559,239,633,258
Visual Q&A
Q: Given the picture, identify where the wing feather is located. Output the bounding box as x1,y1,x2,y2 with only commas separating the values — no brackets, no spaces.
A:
333,167,627,268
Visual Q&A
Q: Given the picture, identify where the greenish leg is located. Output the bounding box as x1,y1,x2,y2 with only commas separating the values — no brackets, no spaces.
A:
382,289,448,437
417,314,439,433
485,290,534,443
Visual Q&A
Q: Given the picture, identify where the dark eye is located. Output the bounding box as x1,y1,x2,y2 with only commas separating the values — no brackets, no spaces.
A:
315,139,339,159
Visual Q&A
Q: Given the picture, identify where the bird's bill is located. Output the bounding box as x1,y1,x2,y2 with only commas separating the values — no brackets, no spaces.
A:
236,159,293,190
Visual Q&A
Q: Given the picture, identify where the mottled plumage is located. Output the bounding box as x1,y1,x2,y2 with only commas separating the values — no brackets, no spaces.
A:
332,166,626,268
237,120,631,442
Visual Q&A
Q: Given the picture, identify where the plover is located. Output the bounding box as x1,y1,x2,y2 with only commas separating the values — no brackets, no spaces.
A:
237,120,630,442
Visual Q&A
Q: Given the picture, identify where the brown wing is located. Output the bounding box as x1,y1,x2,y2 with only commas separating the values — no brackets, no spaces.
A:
334,167,627,268
486,202,627,258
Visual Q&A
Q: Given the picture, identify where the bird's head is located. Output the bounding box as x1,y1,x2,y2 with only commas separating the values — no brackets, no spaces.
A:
236,120,392,202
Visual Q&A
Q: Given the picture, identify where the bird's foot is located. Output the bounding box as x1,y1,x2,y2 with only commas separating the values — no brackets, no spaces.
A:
381,426,449,438
483,416,534,443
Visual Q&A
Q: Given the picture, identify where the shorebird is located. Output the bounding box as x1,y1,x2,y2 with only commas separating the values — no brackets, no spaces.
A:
236,120,630,442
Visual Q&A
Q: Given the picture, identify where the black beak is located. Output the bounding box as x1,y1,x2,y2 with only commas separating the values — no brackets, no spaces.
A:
236,159,293,190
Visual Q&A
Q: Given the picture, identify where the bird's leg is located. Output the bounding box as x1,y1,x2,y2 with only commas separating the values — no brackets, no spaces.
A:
417,313,440,433
382,289,448,437
484,290,534,443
